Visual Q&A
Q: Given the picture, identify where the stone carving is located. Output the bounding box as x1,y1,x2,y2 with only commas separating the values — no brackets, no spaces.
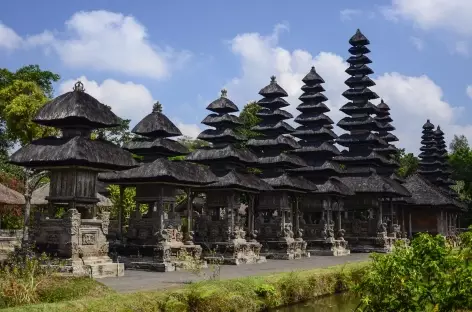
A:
47,233,60,244
82,233,96,245
99,211,110,235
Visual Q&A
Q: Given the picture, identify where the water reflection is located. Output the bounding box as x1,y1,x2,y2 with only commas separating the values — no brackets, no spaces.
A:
274,293,359,312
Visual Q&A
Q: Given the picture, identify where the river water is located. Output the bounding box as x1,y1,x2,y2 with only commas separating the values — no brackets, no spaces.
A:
273,293,359,312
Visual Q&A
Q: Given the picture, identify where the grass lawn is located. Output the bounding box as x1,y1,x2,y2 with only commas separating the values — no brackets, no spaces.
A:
2,261,369,312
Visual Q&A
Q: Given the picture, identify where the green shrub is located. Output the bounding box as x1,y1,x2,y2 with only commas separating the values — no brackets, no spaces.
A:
355,228,472,312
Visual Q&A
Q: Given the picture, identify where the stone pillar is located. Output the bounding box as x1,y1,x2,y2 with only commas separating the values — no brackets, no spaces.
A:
293,196,300,236
118,185,125,239
248,194,255,236
401,207,405,234
185,188,193,244
408,209,412,238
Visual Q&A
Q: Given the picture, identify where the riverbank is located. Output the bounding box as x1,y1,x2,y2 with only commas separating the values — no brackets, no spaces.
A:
3,261,369,312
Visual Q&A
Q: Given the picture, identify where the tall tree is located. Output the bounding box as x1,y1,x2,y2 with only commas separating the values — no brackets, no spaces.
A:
0,65,60,98
93,105,133,147
237,101,261,141
450,134,469,153
395,148,419,178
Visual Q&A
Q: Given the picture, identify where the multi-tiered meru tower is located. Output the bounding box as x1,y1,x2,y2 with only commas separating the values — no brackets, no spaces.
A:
290,66,353,256
335,30,410,253
186,90,270,264
248,76,316,259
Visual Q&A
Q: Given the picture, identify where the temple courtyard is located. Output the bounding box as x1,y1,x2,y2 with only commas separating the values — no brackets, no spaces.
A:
101,253,369,293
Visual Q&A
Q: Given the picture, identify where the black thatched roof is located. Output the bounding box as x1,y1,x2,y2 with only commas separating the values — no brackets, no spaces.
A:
98,158,217,186
10,136,138,171
339,169,411,197
206,89,239,114
259,76,288,98
33,81,121,129
249,76,309,191
290,66,352,195
197,128,245,143
335,29,402,191
314,177,355,196
131,107,182,138
197,170,273,192
186,144,257,165
123,137,189,157
247,135,300,150
403,174,464,209
433,125,455,189
263,173,317,192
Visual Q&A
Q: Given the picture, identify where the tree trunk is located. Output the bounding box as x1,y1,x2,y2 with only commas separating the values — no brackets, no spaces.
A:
22,170,31,247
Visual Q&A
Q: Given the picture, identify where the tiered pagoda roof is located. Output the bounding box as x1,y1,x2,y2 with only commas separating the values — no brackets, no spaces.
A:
433,126,455,193
99,103,216,186
11,81,137,171
334,30,410,197
289,66,353,196
185,90,272,192
373,99,402,180
247,76,316,192
123,103,189,161
417,120,442,183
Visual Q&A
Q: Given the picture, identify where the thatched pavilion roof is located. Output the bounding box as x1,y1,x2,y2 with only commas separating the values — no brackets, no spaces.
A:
98,158,217,187
0,183,25,205
33,81,121,129
31,183,112,207
403,174,466,210
10,136,138,171
131,109,182,138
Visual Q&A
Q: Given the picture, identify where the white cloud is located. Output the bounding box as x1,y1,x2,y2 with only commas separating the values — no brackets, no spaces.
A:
59,76,201,138
0,22,22,50
410,36,425,51
0,11,191,79
340,9,363,21
225,24,472,153
59,76,155,126
174,121,202,139
385,0,472,36
454,41,469,56
467,85,472,99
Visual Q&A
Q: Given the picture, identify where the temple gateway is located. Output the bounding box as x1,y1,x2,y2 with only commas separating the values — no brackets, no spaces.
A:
7,29,466,277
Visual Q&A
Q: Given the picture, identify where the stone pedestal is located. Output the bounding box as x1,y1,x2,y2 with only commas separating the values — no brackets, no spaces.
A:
0,230,22,256
121,207,204,271
194,215,266,264
255,192,309,259
32,209,123,278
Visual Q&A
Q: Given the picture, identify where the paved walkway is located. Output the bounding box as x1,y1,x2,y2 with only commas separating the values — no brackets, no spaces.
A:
101,253,370,293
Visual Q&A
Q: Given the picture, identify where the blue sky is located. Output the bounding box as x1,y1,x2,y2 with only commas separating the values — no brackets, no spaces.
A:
1,0,471,153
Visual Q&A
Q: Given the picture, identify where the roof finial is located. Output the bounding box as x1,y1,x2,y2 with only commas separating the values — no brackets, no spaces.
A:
427,119,430,123
437,125,441,130
73,81,85,92
270,75,276,83
380,99,384,103
152,101,163,113
221,89,227,98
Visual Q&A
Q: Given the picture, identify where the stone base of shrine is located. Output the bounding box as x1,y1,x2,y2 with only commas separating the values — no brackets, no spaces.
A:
305,239,350,256
53,256,124,278
346,235,395,253
200,240,266,265
113,242,206,272
259,239,310,260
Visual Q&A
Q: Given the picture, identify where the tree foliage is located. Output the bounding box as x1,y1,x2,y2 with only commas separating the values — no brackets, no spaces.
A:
395,148,419,178
237,101,261,141
93,105,133,147
356,230,472,312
